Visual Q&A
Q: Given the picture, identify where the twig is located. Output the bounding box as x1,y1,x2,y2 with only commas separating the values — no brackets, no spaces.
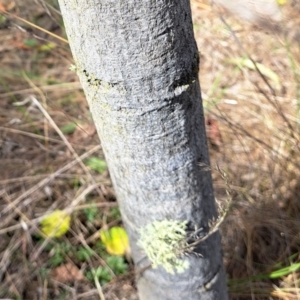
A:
2,145,101,214
184,165,232,252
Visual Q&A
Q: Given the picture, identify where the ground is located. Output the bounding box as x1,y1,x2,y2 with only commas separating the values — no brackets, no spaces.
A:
1,0,300,299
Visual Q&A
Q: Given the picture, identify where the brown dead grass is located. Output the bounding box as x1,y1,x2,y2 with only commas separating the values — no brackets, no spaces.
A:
193,1,300,299
0,0,300,299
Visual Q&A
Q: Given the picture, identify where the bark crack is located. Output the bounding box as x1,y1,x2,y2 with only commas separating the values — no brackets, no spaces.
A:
198,265,222,292
70,64,125,92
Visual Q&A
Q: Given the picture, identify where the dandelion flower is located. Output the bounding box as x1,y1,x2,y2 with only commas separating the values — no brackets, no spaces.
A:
100,227,129,256
40,210,71,238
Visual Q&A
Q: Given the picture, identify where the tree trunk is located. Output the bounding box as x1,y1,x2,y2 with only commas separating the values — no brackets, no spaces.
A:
58,1,228,299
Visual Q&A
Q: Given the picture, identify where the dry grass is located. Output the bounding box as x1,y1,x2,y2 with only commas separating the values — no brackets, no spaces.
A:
0,0,300,299
192,1,300,299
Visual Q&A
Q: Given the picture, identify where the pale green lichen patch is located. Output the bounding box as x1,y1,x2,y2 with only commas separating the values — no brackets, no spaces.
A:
69,64,77,72
83,69,101,88
138,220,190,274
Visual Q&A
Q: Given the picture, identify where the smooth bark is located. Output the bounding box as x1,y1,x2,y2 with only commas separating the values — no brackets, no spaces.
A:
58,0,228,299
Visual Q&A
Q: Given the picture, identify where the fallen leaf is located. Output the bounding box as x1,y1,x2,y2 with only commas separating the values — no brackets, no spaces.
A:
206,116,222,149
51,263,85,283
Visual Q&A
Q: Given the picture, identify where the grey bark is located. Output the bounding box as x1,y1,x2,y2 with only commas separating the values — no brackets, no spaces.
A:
58,0,228,299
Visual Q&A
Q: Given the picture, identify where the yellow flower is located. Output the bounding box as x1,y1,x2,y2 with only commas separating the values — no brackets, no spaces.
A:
40,210,71,238
277,0,286,5
100,227,129,256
